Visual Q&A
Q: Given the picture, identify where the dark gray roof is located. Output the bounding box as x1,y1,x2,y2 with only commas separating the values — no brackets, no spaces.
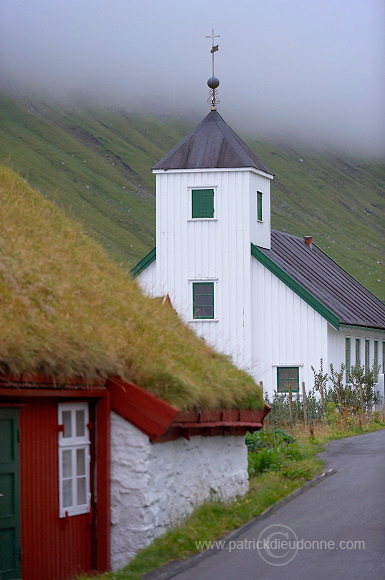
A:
256,231,385,330
153,110,273,174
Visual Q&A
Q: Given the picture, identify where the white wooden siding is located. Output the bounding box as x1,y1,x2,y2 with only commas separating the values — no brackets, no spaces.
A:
135,260,161,297
142,167,271,373
251,258,329,397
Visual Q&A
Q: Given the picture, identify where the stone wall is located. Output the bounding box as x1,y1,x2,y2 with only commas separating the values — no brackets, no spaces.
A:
110,411,249,570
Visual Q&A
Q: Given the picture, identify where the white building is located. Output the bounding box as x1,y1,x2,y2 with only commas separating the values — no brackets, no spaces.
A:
133,109,385,398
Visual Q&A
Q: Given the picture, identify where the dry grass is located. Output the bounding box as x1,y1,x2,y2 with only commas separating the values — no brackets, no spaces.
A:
0,166,263,410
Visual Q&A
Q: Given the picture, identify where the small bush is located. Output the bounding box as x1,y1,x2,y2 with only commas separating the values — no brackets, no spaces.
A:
246,427,303,476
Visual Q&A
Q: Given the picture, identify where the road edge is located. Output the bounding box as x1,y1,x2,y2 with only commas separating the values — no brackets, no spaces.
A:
143,468,336,580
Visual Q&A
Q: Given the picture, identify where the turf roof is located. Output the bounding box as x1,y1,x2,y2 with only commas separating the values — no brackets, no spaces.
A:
0,166,263,411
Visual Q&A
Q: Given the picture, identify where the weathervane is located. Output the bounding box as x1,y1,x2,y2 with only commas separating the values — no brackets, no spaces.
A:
206,28,220,110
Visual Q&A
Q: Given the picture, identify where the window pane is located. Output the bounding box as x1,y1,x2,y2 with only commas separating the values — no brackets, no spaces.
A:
257,191,263,221
365,340,370,372
77,477,87,505
76,448,86,476
277,368,299,392
356,339,360,364
62,449,72,478
203,306,213,317
76,410,85,437
62,411,72,438
345,338,351,382
193,283,214,319
63,479,73,508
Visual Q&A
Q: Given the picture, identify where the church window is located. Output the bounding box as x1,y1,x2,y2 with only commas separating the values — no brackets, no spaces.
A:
193,282,214,319
192,189,214,219
257,191,263,221
365,339,370,372
345,337,351,382
277,367,299,393
355,338,361,365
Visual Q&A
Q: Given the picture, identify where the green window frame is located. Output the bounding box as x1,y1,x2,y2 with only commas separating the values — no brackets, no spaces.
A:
192,189,215,219
277,367,299,393
355,338,361,365
257,191,263,222
365,339,370,372
193,282,214,319
374,341,378,381
345,337,351,382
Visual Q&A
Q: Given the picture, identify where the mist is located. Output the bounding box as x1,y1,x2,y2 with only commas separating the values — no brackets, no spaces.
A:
1,0,384,157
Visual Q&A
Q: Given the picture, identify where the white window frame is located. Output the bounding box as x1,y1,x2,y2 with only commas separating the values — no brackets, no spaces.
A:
58,402,91,518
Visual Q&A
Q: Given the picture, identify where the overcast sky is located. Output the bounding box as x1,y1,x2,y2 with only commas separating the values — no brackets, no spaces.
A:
1,0,384,156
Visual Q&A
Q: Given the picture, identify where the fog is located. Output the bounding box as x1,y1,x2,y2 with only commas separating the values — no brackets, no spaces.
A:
1,0,384,156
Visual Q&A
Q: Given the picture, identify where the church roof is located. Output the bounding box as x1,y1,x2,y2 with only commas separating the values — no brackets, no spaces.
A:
152,110,273,174
253,231,385,331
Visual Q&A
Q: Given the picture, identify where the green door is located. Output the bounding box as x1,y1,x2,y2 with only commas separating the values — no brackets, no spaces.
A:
0,408,21,579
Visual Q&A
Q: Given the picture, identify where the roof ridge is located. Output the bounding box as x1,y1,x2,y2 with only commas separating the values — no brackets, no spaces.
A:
271,229,303,240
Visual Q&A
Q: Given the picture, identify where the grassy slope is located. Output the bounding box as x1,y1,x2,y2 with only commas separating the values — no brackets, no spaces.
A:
0,165,264,411
0,91,384,298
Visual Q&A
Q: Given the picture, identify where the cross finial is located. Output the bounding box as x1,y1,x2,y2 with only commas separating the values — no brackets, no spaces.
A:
206,29,220,110
206,28,220,77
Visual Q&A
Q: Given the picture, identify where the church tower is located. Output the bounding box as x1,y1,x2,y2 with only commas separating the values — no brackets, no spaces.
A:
135,31,385,398
136,32,273,372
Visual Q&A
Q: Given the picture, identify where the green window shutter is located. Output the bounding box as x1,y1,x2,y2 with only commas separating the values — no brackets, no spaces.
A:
277,367,299,393
345,337,351,382
192,189,214,218
374,341,378,381
193,282,214,319
365,339,370,372
355,338,361,365
257,191,263,221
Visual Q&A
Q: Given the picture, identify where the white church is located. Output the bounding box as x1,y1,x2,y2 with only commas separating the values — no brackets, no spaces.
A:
132,45,385,399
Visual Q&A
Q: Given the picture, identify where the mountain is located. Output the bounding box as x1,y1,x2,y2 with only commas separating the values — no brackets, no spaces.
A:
0,90,384,300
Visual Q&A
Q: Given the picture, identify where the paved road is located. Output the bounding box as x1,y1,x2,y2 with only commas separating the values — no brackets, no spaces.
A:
148,429,385,580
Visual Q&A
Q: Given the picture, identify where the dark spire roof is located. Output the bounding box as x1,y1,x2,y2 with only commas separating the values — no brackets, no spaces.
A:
256,230,385,330
153,110,273,174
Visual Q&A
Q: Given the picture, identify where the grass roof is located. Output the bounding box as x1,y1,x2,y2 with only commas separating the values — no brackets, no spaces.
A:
0,166,263,411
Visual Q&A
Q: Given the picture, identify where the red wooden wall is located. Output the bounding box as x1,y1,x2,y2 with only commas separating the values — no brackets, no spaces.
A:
18,393,110,580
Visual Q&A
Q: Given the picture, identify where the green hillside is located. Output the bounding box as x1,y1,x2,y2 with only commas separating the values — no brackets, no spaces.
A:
0,90,384,299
